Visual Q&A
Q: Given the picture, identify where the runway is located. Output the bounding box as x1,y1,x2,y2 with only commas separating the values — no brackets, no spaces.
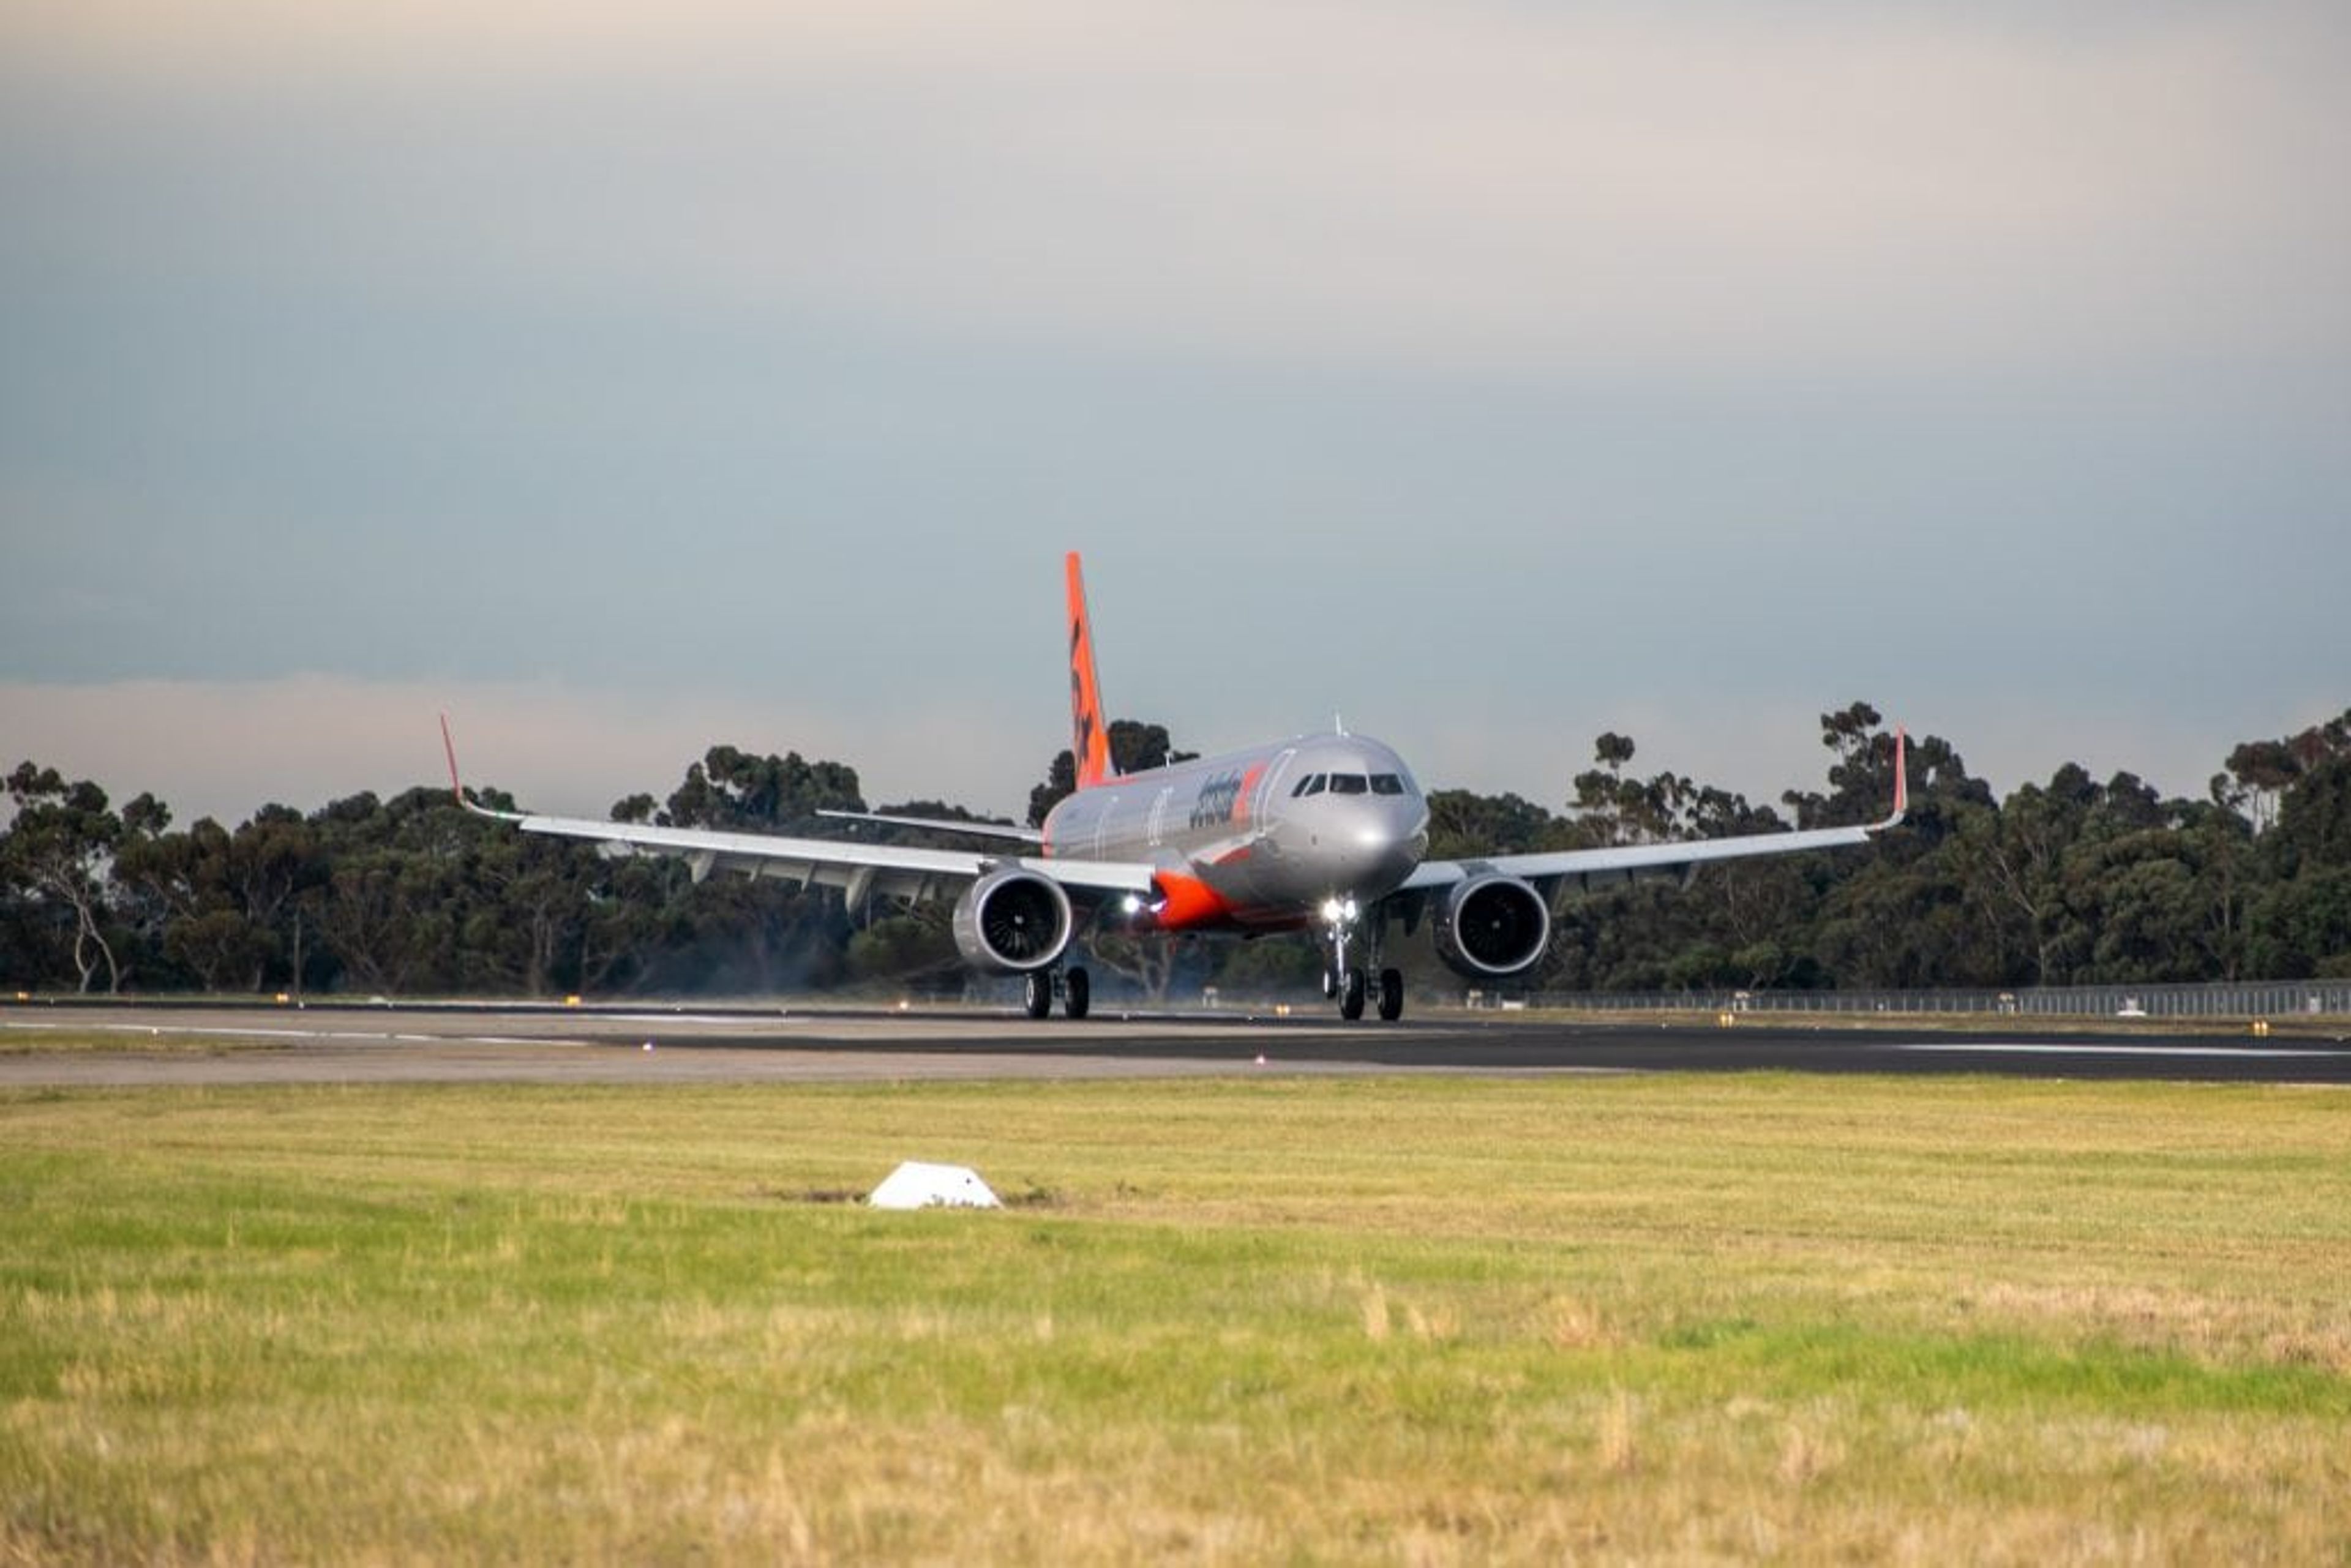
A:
6,999,2349,1086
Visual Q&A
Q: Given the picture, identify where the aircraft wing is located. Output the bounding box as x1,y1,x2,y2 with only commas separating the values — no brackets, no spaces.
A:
1398,730,1908,898
439,718,1152,906
481,807,1155,904
1396,819,1888,897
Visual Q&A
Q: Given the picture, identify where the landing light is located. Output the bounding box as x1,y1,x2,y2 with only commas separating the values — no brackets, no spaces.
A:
1120,893,1144,915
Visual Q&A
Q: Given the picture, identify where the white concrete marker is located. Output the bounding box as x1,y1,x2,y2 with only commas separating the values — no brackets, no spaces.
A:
868,1161,1002,1210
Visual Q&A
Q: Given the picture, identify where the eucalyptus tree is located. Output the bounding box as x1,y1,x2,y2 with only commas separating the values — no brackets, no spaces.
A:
2,763,129,992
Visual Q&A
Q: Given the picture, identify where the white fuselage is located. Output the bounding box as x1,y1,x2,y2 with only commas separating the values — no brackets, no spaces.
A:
1040,733,1431,931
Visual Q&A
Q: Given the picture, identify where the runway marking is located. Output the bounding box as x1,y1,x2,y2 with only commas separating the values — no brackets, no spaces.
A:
463,1036,591,1047
603,1013,804,1027
1894,1041,2341,1059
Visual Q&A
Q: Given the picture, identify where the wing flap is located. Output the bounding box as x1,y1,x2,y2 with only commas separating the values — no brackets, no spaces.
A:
816,808,1044,846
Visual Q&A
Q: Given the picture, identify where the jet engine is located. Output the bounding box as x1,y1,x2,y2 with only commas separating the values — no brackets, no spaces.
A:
951,867,1074,973
1431,874,1551,978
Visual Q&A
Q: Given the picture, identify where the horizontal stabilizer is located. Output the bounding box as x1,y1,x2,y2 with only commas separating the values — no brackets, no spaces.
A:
817,808,1044,846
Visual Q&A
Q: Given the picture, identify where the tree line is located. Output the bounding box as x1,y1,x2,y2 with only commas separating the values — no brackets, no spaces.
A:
5,705,2347,1000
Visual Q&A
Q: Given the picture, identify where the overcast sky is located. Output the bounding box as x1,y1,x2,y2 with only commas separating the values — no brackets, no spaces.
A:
4,1,2345,827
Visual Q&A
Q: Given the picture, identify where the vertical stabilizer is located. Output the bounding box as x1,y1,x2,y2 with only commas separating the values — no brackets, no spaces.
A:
1065,552,1112,790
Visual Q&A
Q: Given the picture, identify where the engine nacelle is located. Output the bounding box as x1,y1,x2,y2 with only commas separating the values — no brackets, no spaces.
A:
951,867,1074,973
1431,873,1551,978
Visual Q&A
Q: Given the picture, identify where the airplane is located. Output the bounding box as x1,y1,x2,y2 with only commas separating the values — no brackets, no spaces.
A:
444,552,1905,1022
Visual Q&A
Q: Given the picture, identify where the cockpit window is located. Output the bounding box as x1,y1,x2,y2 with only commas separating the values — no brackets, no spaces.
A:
1294,767,1417,799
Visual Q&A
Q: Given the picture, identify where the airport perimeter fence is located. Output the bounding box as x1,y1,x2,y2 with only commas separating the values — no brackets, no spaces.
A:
1512,980,2351,1021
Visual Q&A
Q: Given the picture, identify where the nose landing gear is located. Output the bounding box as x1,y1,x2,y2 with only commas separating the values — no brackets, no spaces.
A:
1338,967,1368,1021
1320,899,1404,1023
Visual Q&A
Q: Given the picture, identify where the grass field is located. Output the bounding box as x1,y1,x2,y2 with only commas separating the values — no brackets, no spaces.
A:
3,1071,2347,1563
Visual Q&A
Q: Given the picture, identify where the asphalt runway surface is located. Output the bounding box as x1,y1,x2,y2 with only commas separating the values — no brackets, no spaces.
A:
6,999,2349,1087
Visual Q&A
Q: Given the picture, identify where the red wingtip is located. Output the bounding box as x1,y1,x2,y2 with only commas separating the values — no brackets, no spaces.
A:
1891,726,1909,821
440,713,464,805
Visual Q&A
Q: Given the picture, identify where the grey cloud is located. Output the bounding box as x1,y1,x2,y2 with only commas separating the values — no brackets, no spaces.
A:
1,0,2343,816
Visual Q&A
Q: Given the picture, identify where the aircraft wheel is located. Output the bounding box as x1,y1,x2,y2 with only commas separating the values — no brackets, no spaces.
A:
1321,968,1338,999
1378,967,1404,1022
1023,971,1054,1020
1339,968,1367,1021
1063,966,1091,1020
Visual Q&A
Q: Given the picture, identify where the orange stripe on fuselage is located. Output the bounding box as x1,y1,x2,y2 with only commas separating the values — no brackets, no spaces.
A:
1149,870,1235,931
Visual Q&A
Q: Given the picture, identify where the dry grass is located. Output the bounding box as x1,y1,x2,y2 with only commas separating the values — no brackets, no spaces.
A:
0,1025,294,1056
2,1074,2347,1563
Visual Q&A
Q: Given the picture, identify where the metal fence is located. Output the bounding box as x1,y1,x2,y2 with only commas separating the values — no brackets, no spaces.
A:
1516,980,2351,1020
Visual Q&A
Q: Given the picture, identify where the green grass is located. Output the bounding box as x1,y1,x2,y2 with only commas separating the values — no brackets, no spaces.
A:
3,1075,2348,1563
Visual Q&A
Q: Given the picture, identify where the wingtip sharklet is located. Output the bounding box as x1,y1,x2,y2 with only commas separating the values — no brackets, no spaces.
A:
1875,726,1909,831
440,712,464,806
439,713,522,821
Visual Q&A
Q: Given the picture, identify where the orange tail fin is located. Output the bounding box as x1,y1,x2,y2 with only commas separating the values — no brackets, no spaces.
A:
1065,552,1112,790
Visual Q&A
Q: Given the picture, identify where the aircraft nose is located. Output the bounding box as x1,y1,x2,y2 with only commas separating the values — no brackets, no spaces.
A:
1327,798,1429,883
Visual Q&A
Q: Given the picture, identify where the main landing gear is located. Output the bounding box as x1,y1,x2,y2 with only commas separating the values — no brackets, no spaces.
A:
1023,966,1090,1021
1318,899,1405,1022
